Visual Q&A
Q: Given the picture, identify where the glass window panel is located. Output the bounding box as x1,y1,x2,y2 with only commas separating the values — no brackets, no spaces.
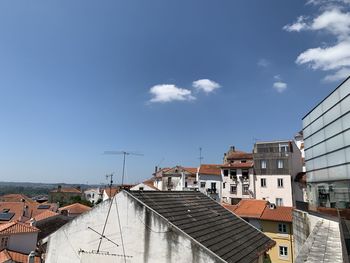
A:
345,147,350,163
340,95,350,114
313,155,328,170
310,117,324,134
323,104,341,126
309,106,323,123
342,112,350,130
305,159,314,171
303,126,312,139
327,149,346,167
322,90,340,113
312,142,326,158
303,116,311,129
324,119,342,139
328,165,347,180
326,134,344,153
339,81,350,100
311,129,325,146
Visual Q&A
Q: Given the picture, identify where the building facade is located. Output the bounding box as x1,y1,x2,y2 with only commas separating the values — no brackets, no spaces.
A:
253,141,303,207
153,166,198,191
197,164,222,201
303,76,350,210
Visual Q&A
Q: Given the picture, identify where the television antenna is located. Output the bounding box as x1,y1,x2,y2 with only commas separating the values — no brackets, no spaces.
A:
104,151,143,185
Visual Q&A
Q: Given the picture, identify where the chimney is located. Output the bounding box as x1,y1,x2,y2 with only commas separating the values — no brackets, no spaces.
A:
29,218,36,227
230,146,235,152
27,251,35,263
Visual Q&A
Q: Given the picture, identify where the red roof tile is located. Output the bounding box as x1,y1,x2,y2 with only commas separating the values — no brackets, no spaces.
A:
198,164,222,176
104,188,119,198
58,203,91,215
0,249,41,263
0,194,35,204
260,206,293,223
221,161,254,169
0,221,39,235
226,150,253,160
28,210,59,222
50,187,82,193
223,199,268,219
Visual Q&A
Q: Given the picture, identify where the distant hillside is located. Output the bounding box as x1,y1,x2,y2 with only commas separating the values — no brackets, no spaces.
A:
0,181,102,197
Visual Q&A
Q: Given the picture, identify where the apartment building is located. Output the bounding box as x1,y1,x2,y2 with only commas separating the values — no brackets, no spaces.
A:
221,147,255,204
253,140,303,207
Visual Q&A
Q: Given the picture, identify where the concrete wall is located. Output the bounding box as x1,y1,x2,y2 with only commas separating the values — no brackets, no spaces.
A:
8,233,38,254
255,175,293,206
45,191,224,263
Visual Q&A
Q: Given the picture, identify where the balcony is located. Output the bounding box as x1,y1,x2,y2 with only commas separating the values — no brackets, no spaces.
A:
206,188,217,194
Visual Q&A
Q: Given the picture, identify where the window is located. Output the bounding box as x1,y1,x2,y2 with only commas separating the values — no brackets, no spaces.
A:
279,144,289,153
241,160,246,163
278,223,287,233
185,182,188,188
261,160,267,169
200,182,206,188
276,198,283,206
139,187,144,191
243,185,249,195
277,160,284,169
0,237,8,249
242,169,249,177
223,169,229,176
230,185,237,194
261,178,266,187
277,178,284,188
230,169,237,177
223,182,226,189
279,246,288,257
167,177,172,185
211,182,216,190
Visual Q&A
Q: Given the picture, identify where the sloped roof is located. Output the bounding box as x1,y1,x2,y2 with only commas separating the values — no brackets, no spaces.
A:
58,203,91,214
0,202,27,222
221,161,254,169
128,191,275,263
223,200,268,219
0,221,39,235
142,179,159,190
50,187,82,193
198,164,222,176
28,210,59,222
0,249,41,263
226,150,253,160
0,194,35,204
162,166,197,176
260,206,293,223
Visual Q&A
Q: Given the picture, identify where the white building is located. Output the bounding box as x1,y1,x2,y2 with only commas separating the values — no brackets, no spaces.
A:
197,164,222,202
153,166,198,191
84,188,102,204
253,140,303,207
44,191,274,263
0,221,39,254
130,179,159,191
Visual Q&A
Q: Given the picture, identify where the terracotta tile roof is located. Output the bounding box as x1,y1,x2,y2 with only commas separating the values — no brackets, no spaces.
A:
0,221,39,235
223,199,268,219
182,167,198,174
28,210,59,222
260,206,293,223
0,194,35,204
0,202,28,223
142,179,159,190
50,187,82,193
221,161,254,169
58,203,91,215
0,249,41,263
198,164,222,176
104,188,119,198
226,150,253,160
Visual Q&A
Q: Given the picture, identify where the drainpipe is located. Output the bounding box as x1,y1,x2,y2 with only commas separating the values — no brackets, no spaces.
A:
290,222,294,263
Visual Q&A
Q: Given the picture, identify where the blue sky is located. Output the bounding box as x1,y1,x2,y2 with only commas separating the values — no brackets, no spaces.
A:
1,0,349,184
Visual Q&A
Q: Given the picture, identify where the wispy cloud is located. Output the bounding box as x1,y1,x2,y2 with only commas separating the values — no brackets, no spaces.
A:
273,82,288,93
149,84,195,103
257,58,270,68
284,5,350,82
192,79,221,93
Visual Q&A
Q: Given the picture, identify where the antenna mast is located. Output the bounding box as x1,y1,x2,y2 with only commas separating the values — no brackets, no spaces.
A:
199,147,204,166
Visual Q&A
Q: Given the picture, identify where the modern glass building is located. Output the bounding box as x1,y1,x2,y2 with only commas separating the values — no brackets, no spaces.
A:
303,76,350,209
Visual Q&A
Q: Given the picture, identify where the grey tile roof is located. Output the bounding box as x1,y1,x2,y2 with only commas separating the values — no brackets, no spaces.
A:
128,191,275,263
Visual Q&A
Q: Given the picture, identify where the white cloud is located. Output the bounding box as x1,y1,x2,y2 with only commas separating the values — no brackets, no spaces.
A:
149,84,195,103
192,79,221,93
285,7,350,82
274,75,282,81
273,82,288,93
283,16,308,32
257,58,270,67
324,67,350,82
296,41,350,70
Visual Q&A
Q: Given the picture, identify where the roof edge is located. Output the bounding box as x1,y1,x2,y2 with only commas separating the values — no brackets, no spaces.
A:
124,190,227,263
